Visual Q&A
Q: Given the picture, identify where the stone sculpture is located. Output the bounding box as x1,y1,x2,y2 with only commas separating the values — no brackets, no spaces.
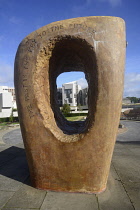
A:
14,16,126,193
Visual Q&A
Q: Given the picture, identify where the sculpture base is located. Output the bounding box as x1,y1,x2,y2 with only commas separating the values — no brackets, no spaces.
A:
36,186,106,195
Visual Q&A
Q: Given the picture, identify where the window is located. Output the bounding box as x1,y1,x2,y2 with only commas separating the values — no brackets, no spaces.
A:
65,89,72,98
69,98,72,103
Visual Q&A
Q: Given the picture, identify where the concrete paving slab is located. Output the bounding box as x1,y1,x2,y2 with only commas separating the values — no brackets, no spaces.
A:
4,183,47,209
0,155,29,191
117,121,140,142
0,145,11,152
0,124,140,210
0,175,24,193
0,191,14,209
127,147,140,158
2,129,23,145
114,142,140,150
0,127,20,145
40,191,98,210
124,182,140,210
0,146,25,167
112,143,140,210
113,148,132,157
2,208,39,210
15,143,25,149
112,153,140,183
97,165,134,210
110,141,139,162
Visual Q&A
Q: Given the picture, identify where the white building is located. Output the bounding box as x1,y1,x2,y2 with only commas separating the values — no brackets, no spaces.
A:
57,87,62,107
62,81,81,110
0,86,17,118
0,92,13,118
122,98,131,104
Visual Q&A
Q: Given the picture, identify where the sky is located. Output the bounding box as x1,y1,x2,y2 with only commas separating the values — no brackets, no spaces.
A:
0,0,140,97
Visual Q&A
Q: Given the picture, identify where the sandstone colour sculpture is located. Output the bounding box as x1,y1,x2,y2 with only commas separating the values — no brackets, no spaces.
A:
14,16,126,193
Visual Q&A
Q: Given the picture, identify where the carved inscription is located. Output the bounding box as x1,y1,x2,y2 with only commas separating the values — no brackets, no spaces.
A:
22,55,35,118
36,24,96,39
22,74,31,104
23,55,29,69
27,104,34,118
22,56,30,102
68,23,96,34
37,25,64,39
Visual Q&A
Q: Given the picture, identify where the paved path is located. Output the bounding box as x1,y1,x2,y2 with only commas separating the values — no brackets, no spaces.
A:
3,128,22,145
117,120,140,143
0,123,140,210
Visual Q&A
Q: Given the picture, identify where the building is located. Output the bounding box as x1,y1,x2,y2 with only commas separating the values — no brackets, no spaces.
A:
57,88,62,107
0,82,88,118
0,92,13,118
122,98,131,105
0,86,16,107
62,81,82,110
57,81,88,111
77,87,88,110
0,86,17,118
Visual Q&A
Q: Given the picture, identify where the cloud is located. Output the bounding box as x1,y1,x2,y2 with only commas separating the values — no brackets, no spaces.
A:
72,0,92,17
77,73,140,97
77,78,88,88
123,55,140,97
0,61,14,87
99,0,122,7
124,73,140,97
9,16,22,24
72,0,122,16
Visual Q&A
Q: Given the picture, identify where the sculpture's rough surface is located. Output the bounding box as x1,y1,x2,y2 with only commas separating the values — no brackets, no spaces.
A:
14,16,126,193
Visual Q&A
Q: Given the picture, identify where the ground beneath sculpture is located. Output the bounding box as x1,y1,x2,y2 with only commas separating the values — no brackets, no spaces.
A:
3,128,22,145
0,121,139,209
1,120,140,144
118,126,128,134
117,120,140,142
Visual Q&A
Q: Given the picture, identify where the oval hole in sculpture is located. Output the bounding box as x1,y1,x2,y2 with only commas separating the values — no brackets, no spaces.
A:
56,72,88,122
49,36,98,135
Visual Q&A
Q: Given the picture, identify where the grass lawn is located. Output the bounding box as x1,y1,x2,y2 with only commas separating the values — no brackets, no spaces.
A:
0,122,19,126
65,116,86,121
0,122,19,130
0,122,8,127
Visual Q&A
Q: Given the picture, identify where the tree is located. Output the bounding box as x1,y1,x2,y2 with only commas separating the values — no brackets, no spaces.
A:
126,97,140,103
61,104,71,116
9,109,14,123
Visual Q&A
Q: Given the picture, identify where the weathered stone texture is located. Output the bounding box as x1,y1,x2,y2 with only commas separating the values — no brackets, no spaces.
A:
14,16,126,193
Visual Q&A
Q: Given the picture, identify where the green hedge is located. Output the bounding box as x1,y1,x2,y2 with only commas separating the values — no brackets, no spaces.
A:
0,117,19,123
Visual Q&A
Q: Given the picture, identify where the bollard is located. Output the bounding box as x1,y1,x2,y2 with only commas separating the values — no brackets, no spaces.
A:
14,16,126,193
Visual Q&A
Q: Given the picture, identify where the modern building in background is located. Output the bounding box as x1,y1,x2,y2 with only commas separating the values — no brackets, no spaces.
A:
62,81,84,111
0,86,17,118
77,87,88,108
56,81,89,111
57,87,62,107
1,83,135,119
0,82,89,118
122,98,131,104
